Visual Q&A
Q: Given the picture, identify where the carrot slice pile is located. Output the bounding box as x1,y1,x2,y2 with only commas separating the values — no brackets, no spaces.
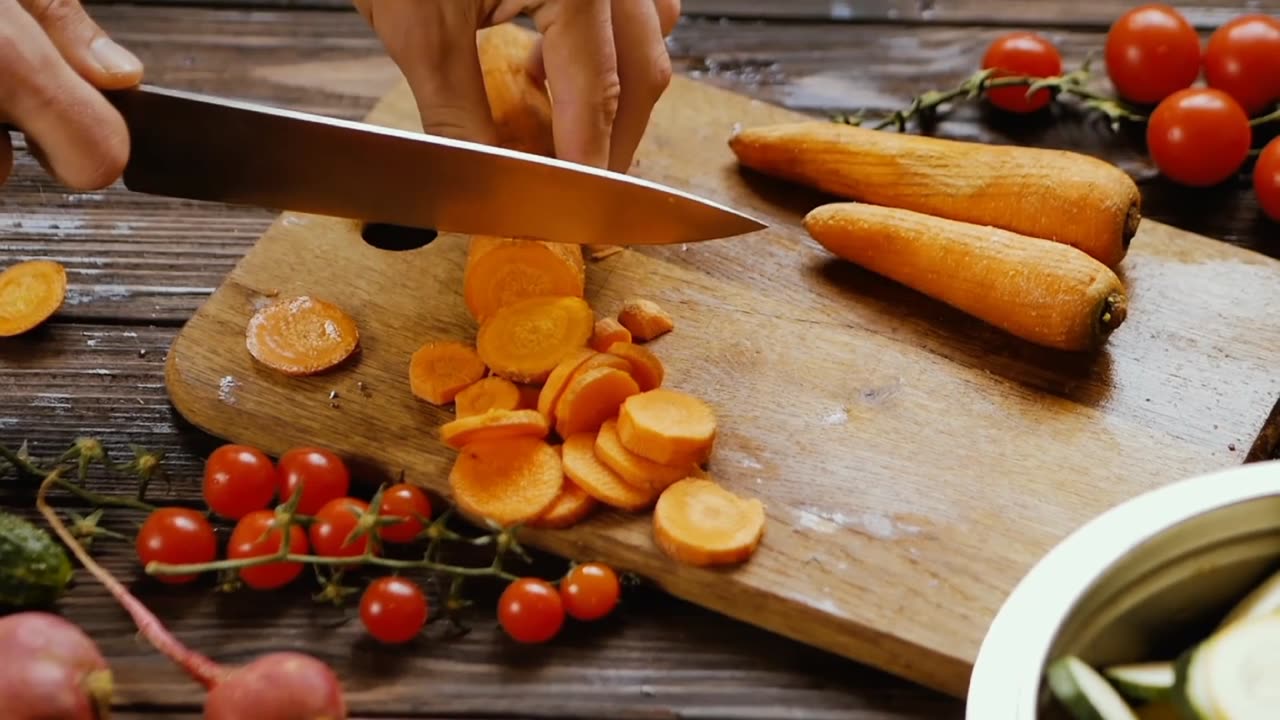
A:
454,376,521,417
449,436,563,527
618,298,674,342
536,347,598,422
245,295,360,376
561,432,655,511
570,351,633,379
595,419,694,492
409,340,488,405
652,478,765,566
0,260,67,337
476,295,594,384
591,317,632,352
618,389,717,465
554,367,641,438
604,342,665,391
440,409,549,449
528,477,598,529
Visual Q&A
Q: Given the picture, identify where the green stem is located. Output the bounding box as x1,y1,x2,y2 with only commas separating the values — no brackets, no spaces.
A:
0,443,45,477
53,477,155,513
1251,107,1280,127
146,550,520,582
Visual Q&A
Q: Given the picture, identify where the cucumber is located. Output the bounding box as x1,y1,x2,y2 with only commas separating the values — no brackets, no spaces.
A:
1218,568,1280,629
1200,614,1280,719
1048,655,1140,720
1104,662,1176,703
1173,640,1221,720
0,510,72,608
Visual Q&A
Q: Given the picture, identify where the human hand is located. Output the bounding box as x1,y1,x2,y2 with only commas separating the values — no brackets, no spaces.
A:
0,0,144,189
354,0,680,173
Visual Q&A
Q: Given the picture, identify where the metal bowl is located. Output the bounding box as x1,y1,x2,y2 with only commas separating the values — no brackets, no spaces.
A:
966,459,1280,719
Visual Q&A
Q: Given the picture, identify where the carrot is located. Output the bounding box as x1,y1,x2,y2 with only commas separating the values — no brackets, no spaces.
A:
802,202,1129,352
652,478,766,567
560,432,655,511
528,477,598,529
439,408,549,449
408,340,488,405
536,347,598,422
570,351,633,379
554,367,641,438
245,295,360,376
515,383,542,411
590,317,632,352
0,260,67,337
604,342,665,391
454,376,522,417
595,418,696,492
617,389,717,466
617,299,675,342
728,121,1141,268
475,295,594,384
448,435,563,527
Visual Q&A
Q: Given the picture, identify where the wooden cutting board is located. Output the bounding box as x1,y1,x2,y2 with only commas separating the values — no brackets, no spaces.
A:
164,66,1280,698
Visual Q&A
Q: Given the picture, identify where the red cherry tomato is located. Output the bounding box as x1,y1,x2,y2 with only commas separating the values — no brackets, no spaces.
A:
309,497,372,559
276,447,350,516
980,31,1063,113
559,563,621,622
135,507,218,584
226,510,309,590
498,578,565,644
1146,87,1252,187
1104,4,1202,104
376,483,432,544
1204,14,1280,117
202,444,277,520
359,576,429,644
1255,138,1280,223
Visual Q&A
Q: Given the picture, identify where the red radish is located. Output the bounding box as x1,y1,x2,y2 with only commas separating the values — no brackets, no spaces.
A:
0,611,113,719
35,472,349,719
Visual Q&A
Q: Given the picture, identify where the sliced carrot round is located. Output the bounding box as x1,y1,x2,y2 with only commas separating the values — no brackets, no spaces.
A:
536,347,597,422
409,340,488,404
595,418,693,492
652,478,765,567
245,295,360,376
449,435,562,527
463,236,585,324
605,342,665,391
476,295,594,384
571,351,632,379
555,367,641,439
439,408,549,449
528,477,598,529
561,432,654,511
0,260,67,337
454,375,522,417
617,388,716,465
590,317,632,352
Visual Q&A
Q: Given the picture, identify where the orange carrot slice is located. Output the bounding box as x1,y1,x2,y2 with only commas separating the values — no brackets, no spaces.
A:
475,295,594,384
528,476,598,529
604,342,665,391
454,376,522,417
617,389,716,465
463,237,586,325
554,367,641,438
0,260,67,337
408,340,488,405
591,317,632,352
561,432,655,511
570,351,633,379
245,295,360,376
617,298,674,341
449,435,563,527
595,418,694,492
439,408,549,449
652,478,765,566
536,347,598,422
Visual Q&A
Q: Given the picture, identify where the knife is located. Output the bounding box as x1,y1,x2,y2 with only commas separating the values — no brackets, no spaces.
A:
2,84,766,246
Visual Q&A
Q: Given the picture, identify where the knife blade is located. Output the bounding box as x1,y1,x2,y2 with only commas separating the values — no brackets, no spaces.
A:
4,85,767,246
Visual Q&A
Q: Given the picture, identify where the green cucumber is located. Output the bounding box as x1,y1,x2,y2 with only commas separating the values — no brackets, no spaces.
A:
1199,614,1280,719
1173,640,1221,720
1104,662,1176,703
1218,568,1280,629
1048,655,1140,720
0,510,72,608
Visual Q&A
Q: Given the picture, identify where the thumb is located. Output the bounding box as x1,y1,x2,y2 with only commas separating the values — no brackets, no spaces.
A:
20,0,143,89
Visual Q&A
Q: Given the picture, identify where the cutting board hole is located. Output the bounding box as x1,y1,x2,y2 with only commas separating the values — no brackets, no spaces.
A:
361,223,437,252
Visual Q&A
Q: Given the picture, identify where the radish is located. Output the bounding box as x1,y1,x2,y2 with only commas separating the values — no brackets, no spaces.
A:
35,475,349,719
0,611,113,720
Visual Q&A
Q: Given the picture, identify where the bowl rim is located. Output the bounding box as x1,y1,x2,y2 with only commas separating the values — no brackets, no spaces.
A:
965,459,1280,718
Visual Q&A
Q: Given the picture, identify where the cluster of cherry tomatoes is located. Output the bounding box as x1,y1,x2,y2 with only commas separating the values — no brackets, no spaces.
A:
132,444,621,646
979,5,1280,221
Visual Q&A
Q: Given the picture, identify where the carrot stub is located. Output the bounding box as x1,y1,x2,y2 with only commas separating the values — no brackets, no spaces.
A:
536,347,598,422
439,409,549,449
554,367,641,438
617,388,717,466
408,340,488,405
454,376,522,417
561,432,655,511
604,342,665,391
591,317,632,352
475,295,594,384
0,260,67,337
652,478,766,567
449,436,563,527
595,418,695,492
528,477,598,529
617,299,675,341
245,295,360,376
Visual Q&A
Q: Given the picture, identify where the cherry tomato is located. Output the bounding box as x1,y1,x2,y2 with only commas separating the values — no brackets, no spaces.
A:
135,507,218,585
498,577,565,644
1104,4,1202,104
276,447,350,516
359,576,428,644
309,497,372,559
980,32,1063,113
559,563,621,622
202,444,277,520
1146,87,1252,187
1255,138,1280,223
377,483,432,544
226,510,309,590
1204,14,1280,117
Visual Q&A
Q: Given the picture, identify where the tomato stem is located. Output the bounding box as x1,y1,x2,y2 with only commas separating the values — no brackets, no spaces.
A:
52,475,157,513
145,551,521,582
1250,107,1280,127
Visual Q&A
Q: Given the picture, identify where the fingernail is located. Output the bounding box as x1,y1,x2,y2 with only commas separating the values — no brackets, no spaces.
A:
90,37,143,77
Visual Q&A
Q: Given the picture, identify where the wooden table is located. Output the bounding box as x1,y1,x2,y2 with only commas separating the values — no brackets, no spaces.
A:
3,2,1277,718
